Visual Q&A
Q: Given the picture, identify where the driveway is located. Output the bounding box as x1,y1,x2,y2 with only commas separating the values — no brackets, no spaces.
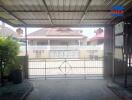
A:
26,79,120,100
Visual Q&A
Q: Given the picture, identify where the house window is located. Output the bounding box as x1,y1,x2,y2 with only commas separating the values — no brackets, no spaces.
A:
29,40,33,45
37,42,47,45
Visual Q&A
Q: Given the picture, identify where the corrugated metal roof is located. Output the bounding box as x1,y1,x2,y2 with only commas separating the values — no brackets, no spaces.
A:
90,0,106,6
50,12,83,19
84,12,112,19
53,20,80,25
23,20,51,25
0,12,16,19
0,0,46,11
13,12,49,19
0,0,132,27
45,0,88,11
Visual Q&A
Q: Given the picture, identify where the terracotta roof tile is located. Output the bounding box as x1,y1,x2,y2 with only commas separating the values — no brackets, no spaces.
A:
28,28,84,37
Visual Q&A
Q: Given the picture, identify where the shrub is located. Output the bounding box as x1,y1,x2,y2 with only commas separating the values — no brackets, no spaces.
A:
0,37,20,85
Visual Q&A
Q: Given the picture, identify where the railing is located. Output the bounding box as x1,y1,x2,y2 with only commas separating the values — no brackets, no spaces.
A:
28,58,104,79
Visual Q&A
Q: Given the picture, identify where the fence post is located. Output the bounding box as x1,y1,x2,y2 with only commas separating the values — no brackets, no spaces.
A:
124,53,128,88
45,59,46,80
65,58,66,79
84,58,86,79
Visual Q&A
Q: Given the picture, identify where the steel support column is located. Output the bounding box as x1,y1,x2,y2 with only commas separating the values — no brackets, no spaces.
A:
24,27,29,79
25,27,28,56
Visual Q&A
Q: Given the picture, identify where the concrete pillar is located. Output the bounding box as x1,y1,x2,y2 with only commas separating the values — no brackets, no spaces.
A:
104,25,114,80
19,56,29,79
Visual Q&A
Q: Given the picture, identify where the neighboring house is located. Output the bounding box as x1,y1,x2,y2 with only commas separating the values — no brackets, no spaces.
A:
0,23,18,38
87,28,104,45
27,28,87,58
0,23,23,40
87,28,104,59
27,28,87,46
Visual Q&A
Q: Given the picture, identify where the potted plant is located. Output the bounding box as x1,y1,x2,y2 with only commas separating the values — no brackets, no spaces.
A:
9,58,23,84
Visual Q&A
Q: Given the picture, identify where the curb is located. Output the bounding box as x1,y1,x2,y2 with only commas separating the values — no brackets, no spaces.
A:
20,81,34,100
107,82,132,100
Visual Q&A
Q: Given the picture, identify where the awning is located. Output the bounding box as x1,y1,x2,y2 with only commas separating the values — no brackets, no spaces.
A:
0,0,132,27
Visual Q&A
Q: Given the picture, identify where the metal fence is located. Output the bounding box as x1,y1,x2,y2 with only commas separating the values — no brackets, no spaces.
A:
114,54,132,87
27,45,104,79
28,58,104,79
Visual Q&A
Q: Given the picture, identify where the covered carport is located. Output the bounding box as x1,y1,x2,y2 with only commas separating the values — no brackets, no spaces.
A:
0,0,132,78
0,0,132,100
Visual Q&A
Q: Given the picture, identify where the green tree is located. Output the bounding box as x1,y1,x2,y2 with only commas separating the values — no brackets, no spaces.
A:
0,37,19,86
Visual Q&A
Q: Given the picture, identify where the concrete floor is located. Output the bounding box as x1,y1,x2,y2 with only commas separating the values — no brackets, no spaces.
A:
26,79,120,100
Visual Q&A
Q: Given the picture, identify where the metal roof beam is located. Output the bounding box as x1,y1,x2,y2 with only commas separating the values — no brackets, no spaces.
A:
0,6,27,25
80,0,92,23
9,19,111,21
0,10,111,13
0,16,16,26
42,0,53,24
13,24,110,28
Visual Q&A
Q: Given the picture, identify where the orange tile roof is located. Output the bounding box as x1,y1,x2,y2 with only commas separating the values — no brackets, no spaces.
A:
28,28,84,37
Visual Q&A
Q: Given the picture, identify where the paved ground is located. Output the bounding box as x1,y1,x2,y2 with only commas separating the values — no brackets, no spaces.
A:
26,79,120,100
0,80,33,100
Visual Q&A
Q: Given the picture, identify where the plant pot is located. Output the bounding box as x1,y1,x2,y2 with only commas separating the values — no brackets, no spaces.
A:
0,75,8,86
10,69,23,84
3,75,9,82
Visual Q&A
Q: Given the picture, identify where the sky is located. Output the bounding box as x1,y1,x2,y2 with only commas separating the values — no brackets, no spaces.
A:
0,21,103,38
